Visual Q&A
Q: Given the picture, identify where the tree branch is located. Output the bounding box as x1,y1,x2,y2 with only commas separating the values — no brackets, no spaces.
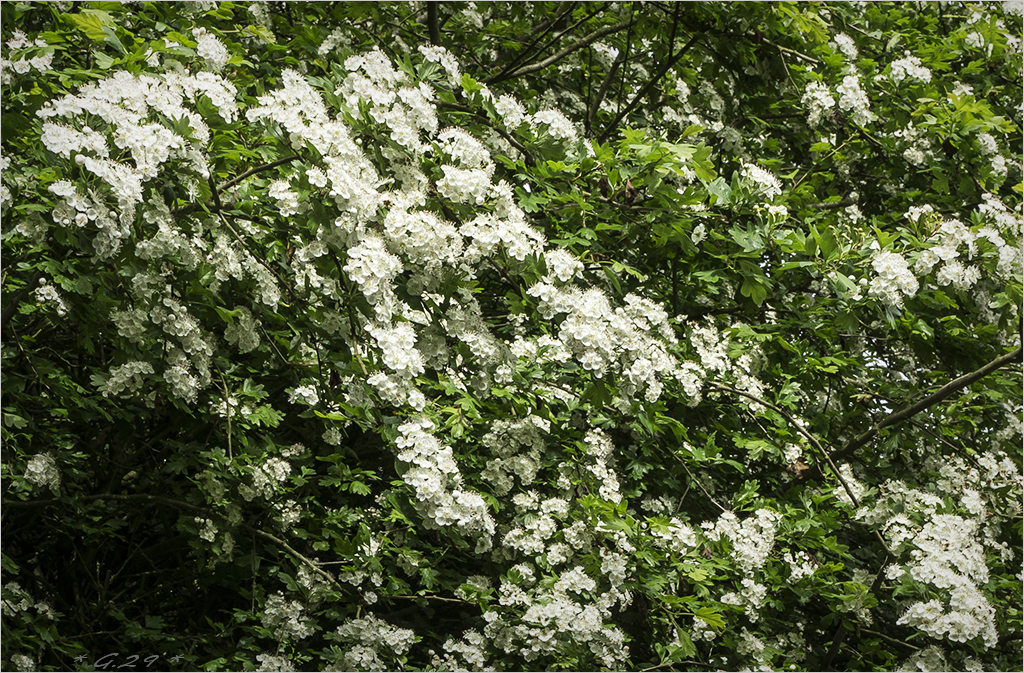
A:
486,2,578,84
488,18,636,84
218,154,302,193
709,382,862,509
597,32,701,144
426,2,440,45
586,39,626,133
830,345,1022,463
3,492,338,588
804,196,858,210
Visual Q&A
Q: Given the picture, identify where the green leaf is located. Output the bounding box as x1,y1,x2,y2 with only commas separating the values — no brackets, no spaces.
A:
65,11,114,41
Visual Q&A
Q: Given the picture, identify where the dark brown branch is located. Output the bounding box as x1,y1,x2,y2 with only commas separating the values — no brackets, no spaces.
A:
207,175,222,212
587,44,626,132
426,1,440,45
804,197,858,210
486,2,578,84
218,154,301,192
830,345,1023,463
597,32,701,144
489,18,636,84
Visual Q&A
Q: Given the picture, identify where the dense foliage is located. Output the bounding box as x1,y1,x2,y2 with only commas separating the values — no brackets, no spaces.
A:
2,2,1022,671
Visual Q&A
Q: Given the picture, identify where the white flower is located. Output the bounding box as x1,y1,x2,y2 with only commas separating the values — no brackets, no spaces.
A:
868,249,918,309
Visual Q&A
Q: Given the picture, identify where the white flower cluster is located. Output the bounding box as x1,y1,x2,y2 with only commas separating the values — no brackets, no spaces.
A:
720,577,769,622
224,306,261,353
784,551,817,581
834,462,867,507
207,232,282,307
494,94,528,129
24,453,60,492
503,492,572,558
268,179,303,217
344,235,403,303
894,122,932,166
690,613,718,642
737,627,767,664
836,74,872,126
897,645,948,672
383,199,464,267
368,322,425,380
194,517,218,542
976,131,998,156
103,361,154,398
916,214,1021,288
741,163,782,200
868,247,919,309
33,277,68,316
530,109,578,142
38,69,238,225
830,33,858,60
340,48,438,152
8,653,35,672
261,592,314,641
418,44,461,87
46,180,129,259
650,517,698,555
255,653,293,672
802,80,836,128
1,30,53,85
396,416,495,549
240,457,291,501
192,27,229,71
701,509,781,574
247,69,384,225
906,204,936,224
484,567,631,668
2,582,54,623
582,429,622,502
430,628,494,671
857,460,1012,649
460,188,547,262
332,614,417,671
526,284,683,403
889,53,932,83
480,415,550,496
